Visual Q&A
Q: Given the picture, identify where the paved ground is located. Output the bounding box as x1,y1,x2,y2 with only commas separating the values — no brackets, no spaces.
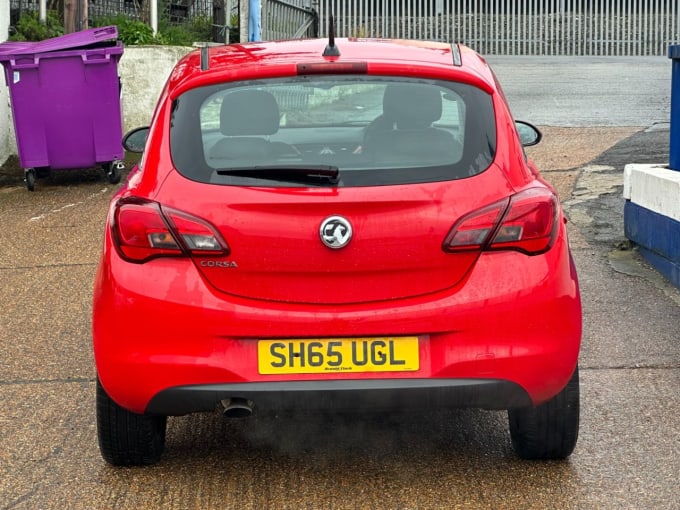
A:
1,57,679,509
487,56,671,128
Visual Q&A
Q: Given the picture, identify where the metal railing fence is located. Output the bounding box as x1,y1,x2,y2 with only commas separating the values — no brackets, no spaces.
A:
315,0,680,56
9,0,219,31
8,0,680,55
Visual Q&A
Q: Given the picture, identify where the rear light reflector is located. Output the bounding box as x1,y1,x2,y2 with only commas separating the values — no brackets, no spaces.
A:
112,199,228,263
444,188,558,256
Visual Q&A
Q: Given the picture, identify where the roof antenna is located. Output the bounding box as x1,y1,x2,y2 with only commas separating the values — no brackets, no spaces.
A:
323,14,341,57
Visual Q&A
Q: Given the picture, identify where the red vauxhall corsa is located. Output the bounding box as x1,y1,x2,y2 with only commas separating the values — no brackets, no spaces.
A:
92,36,581,465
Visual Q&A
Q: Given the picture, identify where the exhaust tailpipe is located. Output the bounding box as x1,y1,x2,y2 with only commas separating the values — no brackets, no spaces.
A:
220,398,253,418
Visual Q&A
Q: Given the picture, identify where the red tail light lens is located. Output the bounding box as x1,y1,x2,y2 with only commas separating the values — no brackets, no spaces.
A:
444,188,558,255
164,209,227,255
112,199,228,263
443,199,509,252
488,188,558,254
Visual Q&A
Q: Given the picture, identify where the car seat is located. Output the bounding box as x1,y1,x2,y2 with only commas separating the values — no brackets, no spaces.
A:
363,84,458,165
208,89,296,163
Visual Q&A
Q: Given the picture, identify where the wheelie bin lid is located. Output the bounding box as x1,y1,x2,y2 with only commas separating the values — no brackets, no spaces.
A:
0,26,119,60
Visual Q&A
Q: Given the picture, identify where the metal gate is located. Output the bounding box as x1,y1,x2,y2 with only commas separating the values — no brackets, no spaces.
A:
308,0,680,56
262,0,319,40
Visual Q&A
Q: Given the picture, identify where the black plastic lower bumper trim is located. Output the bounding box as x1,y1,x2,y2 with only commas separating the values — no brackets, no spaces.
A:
145,378,532,415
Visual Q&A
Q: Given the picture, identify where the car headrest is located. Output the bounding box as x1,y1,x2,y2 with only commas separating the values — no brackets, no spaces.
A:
220,89,280,136
383,84,443,128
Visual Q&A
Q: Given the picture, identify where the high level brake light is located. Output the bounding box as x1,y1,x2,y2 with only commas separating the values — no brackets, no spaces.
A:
112,198,229,263
297,62,368,75
443,188,558,256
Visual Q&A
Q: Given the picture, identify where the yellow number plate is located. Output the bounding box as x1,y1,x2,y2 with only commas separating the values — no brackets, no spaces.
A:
258,337,419,375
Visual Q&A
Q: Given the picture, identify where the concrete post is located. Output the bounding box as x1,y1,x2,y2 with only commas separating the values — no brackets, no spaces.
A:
239,0,249,43
151,0,158,35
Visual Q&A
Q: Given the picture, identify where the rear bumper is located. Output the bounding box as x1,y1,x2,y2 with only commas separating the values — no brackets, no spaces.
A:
146,378,532,415
93,226,581,415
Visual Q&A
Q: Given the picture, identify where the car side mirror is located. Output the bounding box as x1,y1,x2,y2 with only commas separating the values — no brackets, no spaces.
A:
515,121,542,147
122,127,150,153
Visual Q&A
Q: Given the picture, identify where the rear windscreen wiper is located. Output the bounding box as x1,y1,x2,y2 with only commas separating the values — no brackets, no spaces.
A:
216,165,340,184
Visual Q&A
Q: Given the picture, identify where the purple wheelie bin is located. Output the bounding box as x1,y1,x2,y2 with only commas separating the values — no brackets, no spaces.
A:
0,26,125,191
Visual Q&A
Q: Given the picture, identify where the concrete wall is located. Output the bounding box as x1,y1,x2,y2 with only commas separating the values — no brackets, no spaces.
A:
0,1,12,165
118,46,193,131
0,45,194,165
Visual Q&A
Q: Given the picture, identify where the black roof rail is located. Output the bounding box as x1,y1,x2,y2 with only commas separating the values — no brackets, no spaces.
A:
451,43,462,67
201,44,209,71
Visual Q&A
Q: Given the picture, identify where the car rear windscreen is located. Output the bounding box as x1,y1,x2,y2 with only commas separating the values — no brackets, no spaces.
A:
170,76,497,187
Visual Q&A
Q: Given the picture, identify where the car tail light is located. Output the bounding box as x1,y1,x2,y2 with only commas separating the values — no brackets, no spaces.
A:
443,188,558,256
112,199,229,263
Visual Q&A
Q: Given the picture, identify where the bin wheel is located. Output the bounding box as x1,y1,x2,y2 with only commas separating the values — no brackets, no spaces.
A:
25,169,36,192
104,161,124,184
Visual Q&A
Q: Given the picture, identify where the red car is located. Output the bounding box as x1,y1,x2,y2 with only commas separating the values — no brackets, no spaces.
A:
92,36,581,465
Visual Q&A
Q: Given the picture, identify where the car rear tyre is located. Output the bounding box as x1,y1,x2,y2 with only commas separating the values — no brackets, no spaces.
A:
508,365,580,460
96,378,167,466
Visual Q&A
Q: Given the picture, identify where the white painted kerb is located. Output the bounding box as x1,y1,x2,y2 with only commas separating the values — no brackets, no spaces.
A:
624,163,680,222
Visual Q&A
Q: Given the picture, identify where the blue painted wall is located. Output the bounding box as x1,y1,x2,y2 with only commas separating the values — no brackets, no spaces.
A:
624,200,680,288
